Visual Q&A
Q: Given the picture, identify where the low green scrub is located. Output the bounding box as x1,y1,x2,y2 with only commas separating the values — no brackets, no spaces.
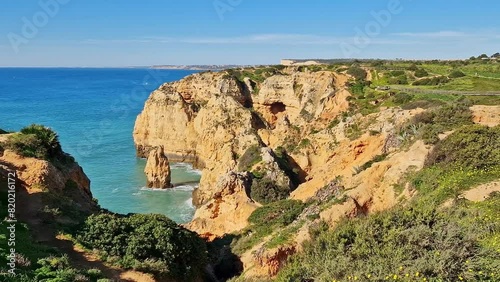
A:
280,127,500,279
265,221,304,249
449,69,466,78
359,154,387,171
348,81,366,96
413,75,450,86
410,164,500,206
347,66,367,81
392,92,414,104
425,125,500,169
77,213,207,280
250,177,290,204
387,75,408,85
388,70,405,77
464,95,500,106
437,76,500,91
277,195,500,282
231,200,305,254
414,68,429,78
249,200,304,227
32,256,105,282
10,256,106,282
237,145,262,172
400,103,473,144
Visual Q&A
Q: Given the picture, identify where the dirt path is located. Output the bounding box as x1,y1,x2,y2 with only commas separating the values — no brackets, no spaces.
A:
16,185,157,282
462,181,500,202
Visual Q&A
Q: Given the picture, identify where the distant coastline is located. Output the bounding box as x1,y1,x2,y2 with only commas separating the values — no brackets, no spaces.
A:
150,64,252,71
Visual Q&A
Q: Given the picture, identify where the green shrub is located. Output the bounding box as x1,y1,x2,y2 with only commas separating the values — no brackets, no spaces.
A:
347,66,367,81
411,110,436,124
425,125,500,169
0,128,7,134
412,76,450,86
449,70,466,78
407,64,418,71
250,177,290,204
389,70,405,77
348,81,366,96
230,200,306,254
432,103,473,128
359,154,387,171
77,213,207,280
248,200,304,227
418,124,441,144
4,124,73,164
400,100,435,110
414,68,429,78
388,75,408,85
392,92,414,104
33,255,99,281
237,145,262,171
411,104,472,130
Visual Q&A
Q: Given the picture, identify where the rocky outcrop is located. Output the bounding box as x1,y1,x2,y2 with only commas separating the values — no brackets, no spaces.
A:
0,149,97,213
144,146,172,188
186,172,259,237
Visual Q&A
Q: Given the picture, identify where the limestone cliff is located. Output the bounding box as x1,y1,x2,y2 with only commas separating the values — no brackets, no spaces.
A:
144,146,172,188
133,68,353,236
134,66,500,279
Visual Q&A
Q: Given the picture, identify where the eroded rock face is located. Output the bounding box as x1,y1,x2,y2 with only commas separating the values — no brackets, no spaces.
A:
0,149,97,213
186,171,258,237
144,146,172,188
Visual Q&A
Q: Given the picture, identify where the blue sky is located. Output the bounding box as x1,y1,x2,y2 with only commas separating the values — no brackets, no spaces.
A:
0,0,499,67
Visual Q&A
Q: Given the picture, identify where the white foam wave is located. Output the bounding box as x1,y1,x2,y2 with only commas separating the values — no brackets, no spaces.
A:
140,184,197,192
171,162,202,175
184,197,195,209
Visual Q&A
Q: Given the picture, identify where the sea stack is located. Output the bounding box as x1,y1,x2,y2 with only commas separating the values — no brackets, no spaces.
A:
144,146,172,188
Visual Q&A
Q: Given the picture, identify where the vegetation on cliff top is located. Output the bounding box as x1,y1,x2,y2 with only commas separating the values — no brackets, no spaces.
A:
2,124,74,165
77,213,208,280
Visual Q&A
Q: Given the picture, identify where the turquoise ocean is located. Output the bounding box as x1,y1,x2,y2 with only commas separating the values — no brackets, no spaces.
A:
0,68,200,223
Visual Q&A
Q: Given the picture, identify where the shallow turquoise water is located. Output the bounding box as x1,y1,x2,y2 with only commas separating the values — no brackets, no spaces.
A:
0,68,200,223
